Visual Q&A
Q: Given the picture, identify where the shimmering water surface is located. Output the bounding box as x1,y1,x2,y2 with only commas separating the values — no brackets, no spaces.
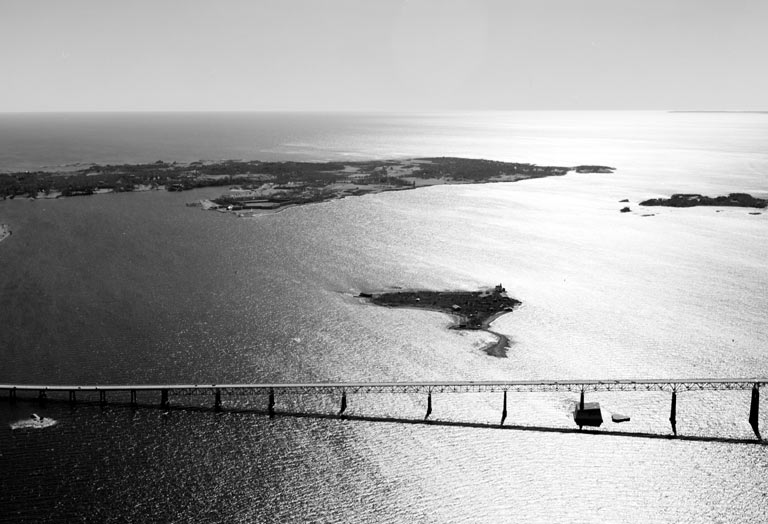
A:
1,111,767,522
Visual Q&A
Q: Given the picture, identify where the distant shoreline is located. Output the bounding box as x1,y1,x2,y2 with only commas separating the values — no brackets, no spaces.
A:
0,157,615,216
668,110,768,114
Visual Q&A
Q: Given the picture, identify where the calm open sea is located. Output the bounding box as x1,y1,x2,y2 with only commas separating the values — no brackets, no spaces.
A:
1,111,767,522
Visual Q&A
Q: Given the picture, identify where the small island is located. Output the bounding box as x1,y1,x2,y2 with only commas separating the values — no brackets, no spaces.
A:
361,284,521,357
0,223,10,243
639,193,767,209
1,157,614,216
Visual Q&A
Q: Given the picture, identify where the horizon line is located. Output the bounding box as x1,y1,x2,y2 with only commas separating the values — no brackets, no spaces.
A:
4,108,766,115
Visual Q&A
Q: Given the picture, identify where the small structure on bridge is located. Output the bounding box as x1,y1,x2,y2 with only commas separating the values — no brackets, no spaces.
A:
573,390,603,429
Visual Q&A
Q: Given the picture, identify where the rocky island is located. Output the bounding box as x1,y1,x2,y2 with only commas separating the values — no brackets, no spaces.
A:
639,193,767,209
0,157,614,216
361,284,521,357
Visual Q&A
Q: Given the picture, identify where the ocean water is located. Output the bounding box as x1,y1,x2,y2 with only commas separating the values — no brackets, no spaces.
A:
1,111,767,522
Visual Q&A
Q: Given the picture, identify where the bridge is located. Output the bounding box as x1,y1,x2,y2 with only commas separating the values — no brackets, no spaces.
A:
3,378,764,440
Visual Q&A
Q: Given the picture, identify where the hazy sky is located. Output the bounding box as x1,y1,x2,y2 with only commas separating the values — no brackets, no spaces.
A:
1,0,766,111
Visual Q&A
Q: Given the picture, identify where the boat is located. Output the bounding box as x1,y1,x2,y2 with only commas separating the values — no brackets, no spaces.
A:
9,414,58,430
611,413,631,423
573,401,603,428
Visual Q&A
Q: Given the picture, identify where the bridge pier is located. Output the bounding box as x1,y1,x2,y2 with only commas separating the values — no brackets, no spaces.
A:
214,389,222,412
268,388,275,418
99,390,106,406
130,390,137,407
749,383,760,440
339,391,347,417
38,390,47,406
425,391,432,420
161,389,169,409
9,387,17,403
576,390,585,430
69,391,76,404
670,391,677,436
500,390,507,426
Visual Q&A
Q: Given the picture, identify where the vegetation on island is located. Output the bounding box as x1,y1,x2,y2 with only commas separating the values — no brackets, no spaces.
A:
0,160,259,199
639,193,767,209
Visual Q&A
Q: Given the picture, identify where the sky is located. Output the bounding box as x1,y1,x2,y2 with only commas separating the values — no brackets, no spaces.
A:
1,0,766,112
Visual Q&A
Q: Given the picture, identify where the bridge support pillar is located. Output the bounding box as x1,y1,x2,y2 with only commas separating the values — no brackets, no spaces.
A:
130,390,137,407
38,390,47,406
339,391,347,417
425,391,432,420
215,389,222,412
576,389,586,430
501,390,508,426
670,391,677,436
9,387,17,403
69,391,76,404
99,390,106,406
749,383,761,440
161,389,169,409
268,388,275,418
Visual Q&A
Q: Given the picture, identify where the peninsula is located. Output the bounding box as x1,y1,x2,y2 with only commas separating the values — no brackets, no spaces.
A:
0,158,614,215
639,193,767,209
361,284,521,357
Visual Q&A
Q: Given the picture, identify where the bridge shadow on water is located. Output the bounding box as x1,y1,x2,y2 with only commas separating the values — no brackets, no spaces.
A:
267,410,765,446
8,397,764,446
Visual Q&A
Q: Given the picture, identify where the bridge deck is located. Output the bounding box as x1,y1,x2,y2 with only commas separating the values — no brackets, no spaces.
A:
2,378,765,395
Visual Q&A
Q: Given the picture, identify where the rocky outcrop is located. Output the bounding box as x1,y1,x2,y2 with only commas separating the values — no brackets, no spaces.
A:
640,193,767,208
